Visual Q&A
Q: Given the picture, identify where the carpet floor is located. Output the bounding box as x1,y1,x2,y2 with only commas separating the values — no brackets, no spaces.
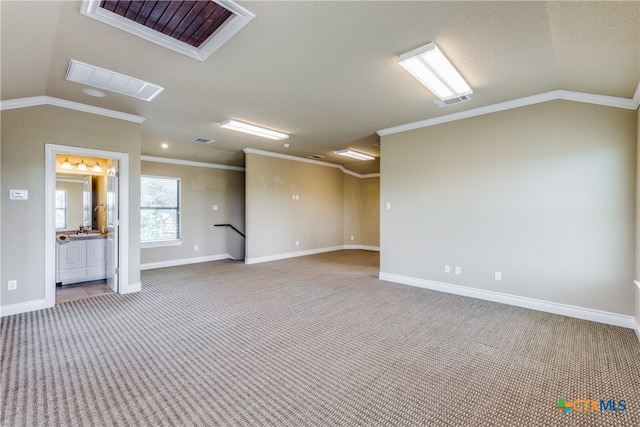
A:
1,250,639,426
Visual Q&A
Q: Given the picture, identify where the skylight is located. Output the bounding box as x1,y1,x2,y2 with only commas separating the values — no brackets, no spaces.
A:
81,0,255,61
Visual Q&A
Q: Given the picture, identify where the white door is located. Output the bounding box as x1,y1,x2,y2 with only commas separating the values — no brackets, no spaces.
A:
106,161,119,292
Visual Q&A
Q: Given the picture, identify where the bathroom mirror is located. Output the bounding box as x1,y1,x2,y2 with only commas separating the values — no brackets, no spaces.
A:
56,175,91,231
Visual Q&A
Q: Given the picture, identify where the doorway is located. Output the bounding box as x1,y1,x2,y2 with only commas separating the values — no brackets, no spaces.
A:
45,144,131,308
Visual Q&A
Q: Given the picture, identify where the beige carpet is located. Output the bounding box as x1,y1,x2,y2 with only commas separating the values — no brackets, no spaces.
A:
1,250,639,426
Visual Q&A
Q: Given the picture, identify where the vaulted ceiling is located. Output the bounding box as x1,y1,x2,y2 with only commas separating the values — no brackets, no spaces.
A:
1,1,639,174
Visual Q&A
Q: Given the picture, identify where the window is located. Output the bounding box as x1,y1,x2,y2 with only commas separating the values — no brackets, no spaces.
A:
140,176,181,244
55,190,67,229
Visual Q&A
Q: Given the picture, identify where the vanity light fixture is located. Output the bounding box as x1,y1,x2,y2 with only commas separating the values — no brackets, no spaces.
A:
398,42,472,102
76,160,88,171
92,162,103,173
335,149,375,161
61,158,72,170
219,119,289,140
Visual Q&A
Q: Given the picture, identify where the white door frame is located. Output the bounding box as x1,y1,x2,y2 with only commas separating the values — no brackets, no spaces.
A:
45,144,131,308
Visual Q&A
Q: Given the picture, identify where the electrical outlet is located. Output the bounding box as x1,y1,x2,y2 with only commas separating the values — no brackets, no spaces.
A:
296,240,300,246
8,280,17,291
194,245,199,251
495,272,502,281
444,265,451,274
455,266,461,275
212,205,218,211
350,235,354,241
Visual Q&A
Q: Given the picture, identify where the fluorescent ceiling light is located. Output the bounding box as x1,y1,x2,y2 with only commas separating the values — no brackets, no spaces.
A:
335,149,375,161
398,42,472,101
220,119,289,140
65,59,164,101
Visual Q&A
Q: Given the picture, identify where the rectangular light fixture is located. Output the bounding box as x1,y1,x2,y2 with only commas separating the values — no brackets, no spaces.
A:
65,59,164,101
335,149,375,161
398,42,472,101
219,119,289,140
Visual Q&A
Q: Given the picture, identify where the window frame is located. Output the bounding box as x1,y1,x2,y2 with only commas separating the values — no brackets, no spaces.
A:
55,189,67,230
140,175,182,248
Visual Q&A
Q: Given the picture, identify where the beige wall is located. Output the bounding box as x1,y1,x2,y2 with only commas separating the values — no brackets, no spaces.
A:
637,107,640,332
361,177,381,248
344,175,380,247
245,152,379,262
140,161,245,264
381,100,636,316
1,105,141,306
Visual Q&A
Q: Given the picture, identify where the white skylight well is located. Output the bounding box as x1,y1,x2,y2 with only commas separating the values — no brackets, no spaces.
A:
399,42,472,103
65,60,164,101
80,0,255,62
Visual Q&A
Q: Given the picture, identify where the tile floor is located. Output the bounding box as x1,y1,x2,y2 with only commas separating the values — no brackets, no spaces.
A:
56,280,113,304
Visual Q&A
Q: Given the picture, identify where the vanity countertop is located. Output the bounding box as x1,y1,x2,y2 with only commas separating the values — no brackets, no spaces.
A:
56,232,107,242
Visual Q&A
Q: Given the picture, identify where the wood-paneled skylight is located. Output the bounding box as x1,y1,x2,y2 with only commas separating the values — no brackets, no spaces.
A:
81,0,254,61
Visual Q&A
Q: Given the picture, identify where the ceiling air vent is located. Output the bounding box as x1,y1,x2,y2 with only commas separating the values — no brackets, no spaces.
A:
308,155,325,160
193,137,215,144
65,59,164,101
434,95,472,107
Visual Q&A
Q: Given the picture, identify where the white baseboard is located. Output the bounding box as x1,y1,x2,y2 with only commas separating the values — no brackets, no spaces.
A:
379,272,635,329
343,245,380,251
140,254,234,270
0,298,52,317
120,282,141,294
245,245,380,265
245,246,344,265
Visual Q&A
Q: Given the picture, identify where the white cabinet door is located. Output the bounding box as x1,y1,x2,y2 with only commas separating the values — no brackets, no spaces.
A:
86,238,107,280
57,240,87,283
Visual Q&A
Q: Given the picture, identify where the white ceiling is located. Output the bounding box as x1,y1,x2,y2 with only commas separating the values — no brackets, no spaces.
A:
2,1,639,174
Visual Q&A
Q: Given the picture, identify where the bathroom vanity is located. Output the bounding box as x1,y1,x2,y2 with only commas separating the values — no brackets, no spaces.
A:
56,234,107,285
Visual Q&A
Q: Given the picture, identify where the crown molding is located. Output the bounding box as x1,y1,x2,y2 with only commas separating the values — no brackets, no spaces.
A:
141,155,245,171
243,148,380,179
377,84,640,137
0,96,145,124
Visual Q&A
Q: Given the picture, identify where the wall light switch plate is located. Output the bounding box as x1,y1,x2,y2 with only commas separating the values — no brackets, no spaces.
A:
10,189,28,200
455,266,461,275
8,280,17,290
212,205,218,211
444,265,451,274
